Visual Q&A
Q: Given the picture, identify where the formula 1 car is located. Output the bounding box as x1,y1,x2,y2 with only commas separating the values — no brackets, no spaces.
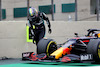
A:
22,29,100,62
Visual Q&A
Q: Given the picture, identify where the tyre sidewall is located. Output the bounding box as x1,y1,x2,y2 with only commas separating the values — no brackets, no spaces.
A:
37,38,57,56
87,39,100,61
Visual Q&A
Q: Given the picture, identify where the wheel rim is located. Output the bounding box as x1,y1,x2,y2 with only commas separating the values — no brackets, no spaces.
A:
46,41,57,56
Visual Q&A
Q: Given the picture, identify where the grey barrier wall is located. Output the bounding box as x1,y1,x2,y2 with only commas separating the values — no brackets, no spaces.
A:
0,21,36,58
0,21,100,58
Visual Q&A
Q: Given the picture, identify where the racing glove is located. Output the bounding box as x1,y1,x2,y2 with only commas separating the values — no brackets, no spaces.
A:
48,28,52,34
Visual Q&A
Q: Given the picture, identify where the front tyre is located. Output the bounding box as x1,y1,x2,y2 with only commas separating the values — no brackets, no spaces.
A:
87,39,100,61
37,38,57,56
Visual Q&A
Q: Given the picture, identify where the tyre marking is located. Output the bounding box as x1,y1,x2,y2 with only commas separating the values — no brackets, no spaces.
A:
46,41,57,56
98,44,100,58
98,49,100,58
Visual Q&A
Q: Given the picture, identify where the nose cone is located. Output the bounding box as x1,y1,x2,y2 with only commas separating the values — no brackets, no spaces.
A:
50,47,72,59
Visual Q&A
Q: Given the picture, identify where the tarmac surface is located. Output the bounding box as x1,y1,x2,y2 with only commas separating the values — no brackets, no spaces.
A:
0,58,100,67
0,58,29,65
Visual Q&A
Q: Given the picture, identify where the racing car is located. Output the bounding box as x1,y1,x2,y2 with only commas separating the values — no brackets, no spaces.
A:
22,29,100,62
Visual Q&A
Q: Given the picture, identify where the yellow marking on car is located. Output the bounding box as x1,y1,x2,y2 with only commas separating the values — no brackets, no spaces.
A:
98,49,100,58
50,47,64,59
98,44,100,58
46,41,57,56
98,33,100,38
99,44,100,48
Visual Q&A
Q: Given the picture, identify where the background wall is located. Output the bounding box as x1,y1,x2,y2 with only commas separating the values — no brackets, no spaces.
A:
1,0,98,21
0,21,100,58
0,21,36,58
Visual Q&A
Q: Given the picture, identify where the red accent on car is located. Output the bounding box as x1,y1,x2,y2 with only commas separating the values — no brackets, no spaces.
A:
82,40,89,42
63,48,71,55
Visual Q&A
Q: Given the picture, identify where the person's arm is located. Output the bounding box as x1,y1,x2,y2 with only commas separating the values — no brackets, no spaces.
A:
29,21,34,36
28,20,35,36
28,18,35,44
42,12,52,34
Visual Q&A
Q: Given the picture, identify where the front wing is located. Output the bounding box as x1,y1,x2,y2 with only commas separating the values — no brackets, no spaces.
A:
22,52,94,63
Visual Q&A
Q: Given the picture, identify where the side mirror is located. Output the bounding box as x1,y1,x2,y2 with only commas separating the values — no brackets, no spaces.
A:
74,33,78,37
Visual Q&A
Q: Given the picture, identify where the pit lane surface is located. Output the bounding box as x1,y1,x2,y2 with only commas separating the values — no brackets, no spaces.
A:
0,58,100,67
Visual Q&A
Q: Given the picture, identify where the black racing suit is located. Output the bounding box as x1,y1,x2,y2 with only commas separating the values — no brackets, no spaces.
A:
28,12,51,45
